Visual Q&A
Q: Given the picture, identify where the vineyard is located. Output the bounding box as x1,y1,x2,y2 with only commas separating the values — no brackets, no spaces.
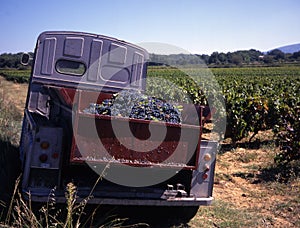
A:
0,69,30,83
1,66,300,177
0,66,300,227
148,66,300,178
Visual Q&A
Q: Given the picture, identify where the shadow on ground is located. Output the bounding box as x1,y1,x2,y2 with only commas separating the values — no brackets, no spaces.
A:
26,204,194,227
88,205,194,227
0,139,21,218
219,139,275,153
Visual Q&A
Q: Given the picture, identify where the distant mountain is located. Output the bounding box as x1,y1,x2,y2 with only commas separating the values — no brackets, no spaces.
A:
269,43,300,54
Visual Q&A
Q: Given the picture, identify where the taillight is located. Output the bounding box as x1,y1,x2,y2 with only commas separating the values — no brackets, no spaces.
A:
202,173,209,180
204,153,212,161
40,141,50,149
31,127,63,169
52,152,59,159
202,156,211,180
39,153,48,163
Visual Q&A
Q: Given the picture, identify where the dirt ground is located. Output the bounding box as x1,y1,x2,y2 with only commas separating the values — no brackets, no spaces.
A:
1,76,299,227
191,130,300,228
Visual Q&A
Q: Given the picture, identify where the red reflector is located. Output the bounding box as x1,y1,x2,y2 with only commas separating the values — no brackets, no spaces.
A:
39,154,48,163
202,173,209,180
52,152,59,159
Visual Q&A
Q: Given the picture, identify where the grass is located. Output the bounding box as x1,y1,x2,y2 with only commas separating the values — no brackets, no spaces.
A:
0,97,22,145
207,139,300,227
0,89,148,227
0,95,22,208
190,200,260,228
1,180,140,228
1,83,136,227
1,74,300,227
0,159,146,227
236,151,258,163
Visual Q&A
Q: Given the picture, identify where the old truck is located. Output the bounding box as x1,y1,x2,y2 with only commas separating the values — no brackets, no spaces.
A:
19,31,218,221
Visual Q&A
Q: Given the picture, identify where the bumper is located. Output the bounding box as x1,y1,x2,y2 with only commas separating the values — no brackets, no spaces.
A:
30,195,213,206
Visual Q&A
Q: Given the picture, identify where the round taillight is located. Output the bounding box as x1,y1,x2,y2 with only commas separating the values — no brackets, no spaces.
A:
40,141,50,150
39,153,48,163
204,153,212,161
202,173,209,180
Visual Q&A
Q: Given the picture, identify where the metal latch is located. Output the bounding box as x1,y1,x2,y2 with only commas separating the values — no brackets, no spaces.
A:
161,183,188,199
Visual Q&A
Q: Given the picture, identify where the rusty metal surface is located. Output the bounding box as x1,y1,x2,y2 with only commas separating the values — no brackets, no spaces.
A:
70,90,202,169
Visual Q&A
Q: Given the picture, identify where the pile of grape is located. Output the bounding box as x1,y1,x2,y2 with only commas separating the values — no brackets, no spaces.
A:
83,90,182,124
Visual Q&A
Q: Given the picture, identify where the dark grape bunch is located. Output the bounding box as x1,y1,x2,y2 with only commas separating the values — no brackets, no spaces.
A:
83,90,182,124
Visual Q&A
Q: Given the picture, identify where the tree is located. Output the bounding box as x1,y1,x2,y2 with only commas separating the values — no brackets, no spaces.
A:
263,55,273,64
218,52,227,64
197,54,209,64
0,52,32,68
208,52,220,64
268,49,285,60
231,53,243,65
248,49,263,62
290,51,300,61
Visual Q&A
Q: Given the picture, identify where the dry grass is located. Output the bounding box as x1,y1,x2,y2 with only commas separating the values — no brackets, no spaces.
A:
189,133,300,228
1,76,300,227
0,77,146,227
0,160,145,227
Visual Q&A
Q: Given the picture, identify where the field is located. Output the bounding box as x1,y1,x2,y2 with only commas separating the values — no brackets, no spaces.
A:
0,66,300,227
0,69,30,83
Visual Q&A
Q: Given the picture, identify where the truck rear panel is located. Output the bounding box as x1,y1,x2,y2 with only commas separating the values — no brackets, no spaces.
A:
20,31,217,208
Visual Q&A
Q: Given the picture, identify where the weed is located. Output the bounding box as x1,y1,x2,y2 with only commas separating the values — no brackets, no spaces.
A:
244,164,260,170
236,151,258,163
0,162,145,228
0,97,22,145
215,173,233,182
190,200,260,228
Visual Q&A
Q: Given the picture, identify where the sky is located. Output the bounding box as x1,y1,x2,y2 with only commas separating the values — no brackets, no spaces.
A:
0,0,299,55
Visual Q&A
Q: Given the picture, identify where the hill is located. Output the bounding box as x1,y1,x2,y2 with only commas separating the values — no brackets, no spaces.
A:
269,43,300,54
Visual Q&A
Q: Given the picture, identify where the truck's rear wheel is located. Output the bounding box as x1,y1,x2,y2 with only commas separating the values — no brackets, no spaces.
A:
165,206,199,222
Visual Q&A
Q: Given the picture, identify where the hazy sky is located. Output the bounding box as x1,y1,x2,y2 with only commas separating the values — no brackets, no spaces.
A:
1,0,299,54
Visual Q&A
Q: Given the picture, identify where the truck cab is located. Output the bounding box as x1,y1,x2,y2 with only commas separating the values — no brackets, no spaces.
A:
20,31,217,221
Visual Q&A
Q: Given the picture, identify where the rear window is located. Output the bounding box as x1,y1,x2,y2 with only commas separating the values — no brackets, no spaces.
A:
56,59,86,76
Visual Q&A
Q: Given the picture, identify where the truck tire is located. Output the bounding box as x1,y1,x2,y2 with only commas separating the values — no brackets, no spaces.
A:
165,206,199,222
178,206,200,222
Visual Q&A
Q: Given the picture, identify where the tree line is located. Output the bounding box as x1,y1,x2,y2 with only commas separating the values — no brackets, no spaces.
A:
1,49,300,69
0,52,33,69
150,49,300,67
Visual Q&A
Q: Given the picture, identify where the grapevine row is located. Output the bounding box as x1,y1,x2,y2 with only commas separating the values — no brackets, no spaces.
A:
147,66,300,149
